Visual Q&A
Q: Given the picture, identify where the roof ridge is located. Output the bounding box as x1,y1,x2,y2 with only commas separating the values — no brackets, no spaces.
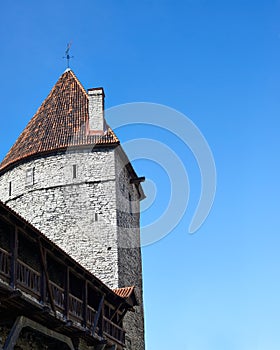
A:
68,69,88,97
32,70,80,118
39,70,88,111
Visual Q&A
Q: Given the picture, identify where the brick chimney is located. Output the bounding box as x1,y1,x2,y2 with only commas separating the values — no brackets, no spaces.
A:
87,88,106,134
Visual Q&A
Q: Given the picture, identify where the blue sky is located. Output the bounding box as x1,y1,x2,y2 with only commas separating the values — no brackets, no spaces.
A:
1,1,280,349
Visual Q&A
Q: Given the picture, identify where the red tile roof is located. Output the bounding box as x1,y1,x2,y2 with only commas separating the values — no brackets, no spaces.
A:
113,286,135,299
0,69,119,172
114,286,138,306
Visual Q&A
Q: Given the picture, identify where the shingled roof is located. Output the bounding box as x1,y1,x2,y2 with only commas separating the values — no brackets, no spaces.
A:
0,69,119,172
114,286,138,306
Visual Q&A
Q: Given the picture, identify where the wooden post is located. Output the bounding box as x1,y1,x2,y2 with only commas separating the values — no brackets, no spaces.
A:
110,303,123,322
40,248,46,304
83,280,88,327
65,266,70,320
3,316,75,350
100,300,104,338
92,295,104,336
117,309,127,325
10,226,18,289
38,239,56,316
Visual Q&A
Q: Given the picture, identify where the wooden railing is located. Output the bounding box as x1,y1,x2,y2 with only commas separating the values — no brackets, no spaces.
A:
49,281,98,329
69,294,83,320
87,305,96,327
50,281,64,310
17,259,41,297
0,247,125,346
104,317,125,345
0,247,10,279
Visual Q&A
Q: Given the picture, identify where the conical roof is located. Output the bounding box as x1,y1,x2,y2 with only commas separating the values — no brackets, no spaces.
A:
0,69,119,172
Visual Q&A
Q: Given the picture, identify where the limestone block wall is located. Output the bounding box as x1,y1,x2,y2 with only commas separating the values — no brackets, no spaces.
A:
115,149,145,350
0,146,145,350
0,149,119,287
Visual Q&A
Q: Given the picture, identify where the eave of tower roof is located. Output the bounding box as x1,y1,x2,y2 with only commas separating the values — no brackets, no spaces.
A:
0,69,119,173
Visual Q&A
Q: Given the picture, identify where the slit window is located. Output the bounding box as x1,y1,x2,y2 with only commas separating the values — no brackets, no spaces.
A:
26,168,34,186
9,181,12,196
129,193,132,215
73,164,77,179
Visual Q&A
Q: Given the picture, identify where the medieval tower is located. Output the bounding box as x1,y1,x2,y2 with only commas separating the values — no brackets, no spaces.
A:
0,69,145,350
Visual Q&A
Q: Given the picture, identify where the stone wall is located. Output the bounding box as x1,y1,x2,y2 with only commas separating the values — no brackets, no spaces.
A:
0,146,145,349
115,148,145,350
0,149,119,287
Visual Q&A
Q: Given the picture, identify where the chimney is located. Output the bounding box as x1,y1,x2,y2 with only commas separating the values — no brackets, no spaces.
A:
87,88,106,133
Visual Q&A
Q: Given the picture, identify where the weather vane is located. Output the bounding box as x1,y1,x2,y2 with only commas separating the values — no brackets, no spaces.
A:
63,42,73,69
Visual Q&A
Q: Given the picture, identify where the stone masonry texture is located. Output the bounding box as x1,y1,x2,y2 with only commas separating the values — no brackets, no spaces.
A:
0,146,145,350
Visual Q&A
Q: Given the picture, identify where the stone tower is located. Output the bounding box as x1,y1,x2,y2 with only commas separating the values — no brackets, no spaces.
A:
0,69,145,350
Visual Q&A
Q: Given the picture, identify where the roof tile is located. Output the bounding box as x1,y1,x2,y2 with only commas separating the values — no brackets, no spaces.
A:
113,286,135,299
0,70,119,172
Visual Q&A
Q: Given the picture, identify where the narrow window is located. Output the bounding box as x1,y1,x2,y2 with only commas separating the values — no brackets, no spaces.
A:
26,168,34,186
9,181,12,196
94,213,98,222
72,164,77,179
129,193,132,215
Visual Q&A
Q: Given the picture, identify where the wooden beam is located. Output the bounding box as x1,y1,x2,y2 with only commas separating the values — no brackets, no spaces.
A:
109,303,123,322
5,290,22,300
117,309,127,326
2,316,23,350
101,298,104,337
83,280,88,327
38,238,56,316
10,226,18,289
65,266,70,320
91,295,104,336
130,176,145,184
3,316,75,350
40,247,46,304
